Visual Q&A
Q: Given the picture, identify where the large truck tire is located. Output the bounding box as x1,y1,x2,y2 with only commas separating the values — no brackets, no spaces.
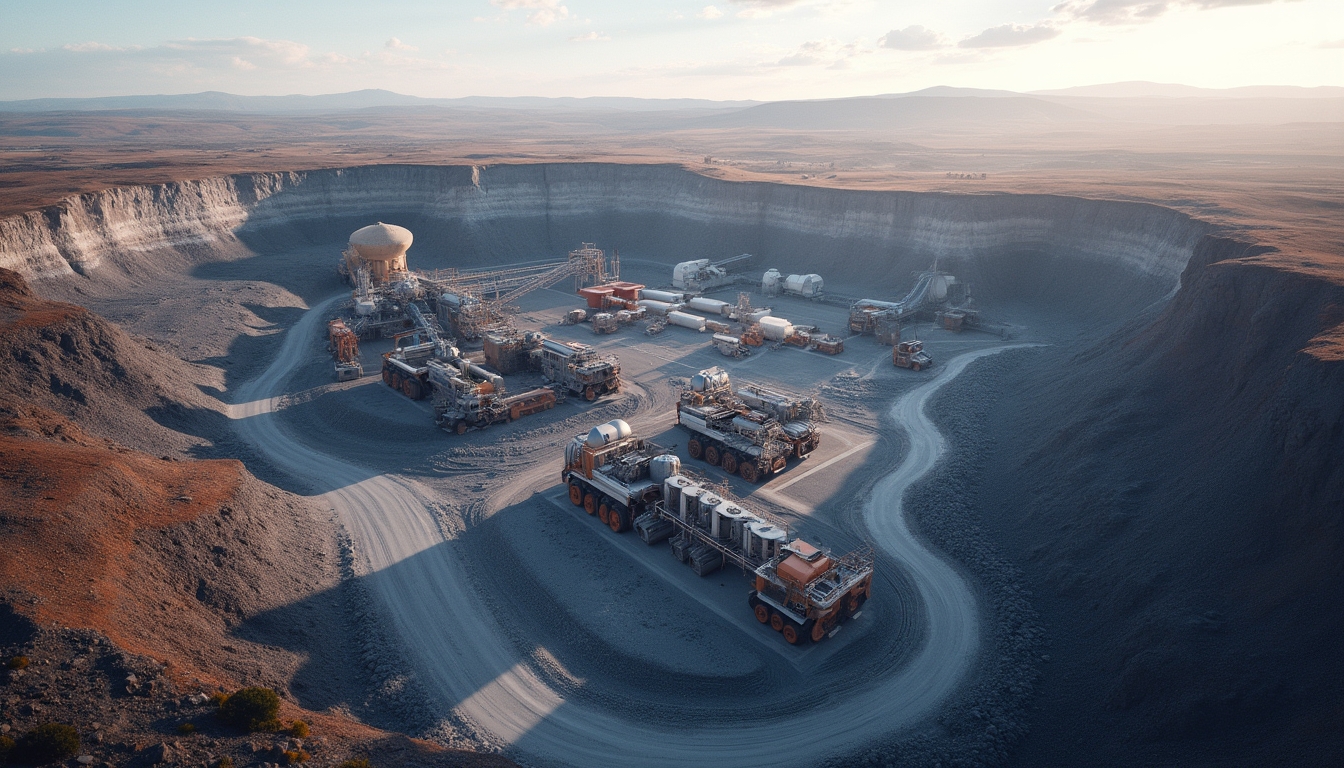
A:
583,492,597,516
584,386,597,401
753,603,770,625
608,507,628,533
455,420,468,435
721,451,738,474
740,462,759,483
568,483,584,506
704,444,720,467
782,622,803,646
769,611,785,633
687,438,703,460
811,619,828,643
597,501,611,526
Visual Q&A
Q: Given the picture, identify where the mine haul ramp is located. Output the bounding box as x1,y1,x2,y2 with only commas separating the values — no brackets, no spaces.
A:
561,420,873,645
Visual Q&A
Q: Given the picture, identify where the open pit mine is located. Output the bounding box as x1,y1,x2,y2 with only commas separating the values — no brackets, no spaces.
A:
0,163,1338,768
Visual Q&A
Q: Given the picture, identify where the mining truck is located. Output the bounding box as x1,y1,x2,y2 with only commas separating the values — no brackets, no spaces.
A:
893,339,932,371
561,419,679,532
676,392,792,483
534,339,622,401
643,469,872,645
680,367,821,465
561,421,875,644
428,357,555,434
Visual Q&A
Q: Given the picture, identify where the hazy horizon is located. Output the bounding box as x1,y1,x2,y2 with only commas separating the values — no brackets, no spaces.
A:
1,1,1340,101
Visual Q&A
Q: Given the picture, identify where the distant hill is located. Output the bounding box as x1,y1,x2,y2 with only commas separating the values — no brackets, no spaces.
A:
1033,82,1344,99
692,95,1101,131
0,89,761,114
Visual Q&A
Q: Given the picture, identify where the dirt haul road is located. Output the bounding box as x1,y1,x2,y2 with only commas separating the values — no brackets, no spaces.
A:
231,294,1025,767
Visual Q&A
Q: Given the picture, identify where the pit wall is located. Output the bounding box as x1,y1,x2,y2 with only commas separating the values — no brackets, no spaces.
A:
0,164,1211,312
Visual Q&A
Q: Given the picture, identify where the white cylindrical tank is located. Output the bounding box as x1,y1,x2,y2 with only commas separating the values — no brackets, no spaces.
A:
687,297,731,316
667,311,707,332
607,419,633,439
715,501,748,540
753,523,789,560
784,274,824,298
650,455,682,484
641,289,685,303
759,316,794,341
741,515,764,555
681,486,705,521
586,423,620,447
663,475,694,512
690,368,730,392
762,269,782,294
747,308,772,323
930,274,955,301
637,299,676,316
699,493,723,526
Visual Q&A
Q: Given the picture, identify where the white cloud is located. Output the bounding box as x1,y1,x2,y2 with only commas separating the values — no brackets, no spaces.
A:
1317,39,1344,49
958,24,1061,48
63,41,125,52
775,38,867,68
878,25,946,51
491,0,570,26
1053,0,1300,25
570,31,610,42
230,56,256,70
729,0,802,19
385,37,418,51
699,5,725,19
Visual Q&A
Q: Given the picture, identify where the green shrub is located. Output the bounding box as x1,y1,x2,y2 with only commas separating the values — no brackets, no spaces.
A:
217,687,281,732
209,691,228,707
13,723,80,764
281,749,310,764
336,759,371,768
289,720,309,738
5,656,27,670
215,757,233,768
176,723,196,735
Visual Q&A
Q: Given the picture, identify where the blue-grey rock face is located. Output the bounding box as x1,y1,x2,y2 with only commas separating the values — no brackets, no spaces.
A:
0,163,1211,313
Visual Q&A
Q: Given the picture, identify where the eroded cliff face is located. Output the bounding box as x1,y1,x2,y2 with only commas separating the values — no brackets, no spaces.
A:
0,164,1210,317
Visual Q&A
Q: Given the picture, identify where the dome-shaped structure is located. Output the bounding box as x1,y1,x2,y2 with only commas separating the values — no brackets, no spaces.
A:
348,222,413,282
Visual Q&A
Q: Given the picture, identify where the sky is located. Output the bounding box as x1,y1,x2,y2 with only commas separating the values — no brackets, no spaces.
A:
0,0,1339,101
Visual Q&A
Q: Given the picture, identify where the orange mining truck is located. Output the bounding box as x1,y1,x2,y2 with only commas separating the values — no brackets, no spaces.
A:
750,540,874,644
893,339,933,372
562,419,675,532
328,319,363,380
649,468,874,645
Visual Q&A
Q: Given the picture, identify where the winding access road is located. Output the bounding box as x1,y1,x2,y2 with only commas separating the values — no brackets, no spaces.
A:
231,294,1025,767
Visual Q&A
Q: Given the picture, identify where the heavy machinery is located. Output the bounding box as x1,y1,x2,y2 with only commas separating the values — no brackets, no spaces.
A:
893,339,933,371
562,419,678,532
850,266,963,338
671,253,752,291
676,368,802,482
751,539,874,644
327,319,363,381
426,243,618,340
713,333,751,358
591,313,618,335
429,357,556,434
810,334,845,355
535,339,621,401
556,419,870,642
559,423,875,645
732,378,824,459
647,477,872,643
